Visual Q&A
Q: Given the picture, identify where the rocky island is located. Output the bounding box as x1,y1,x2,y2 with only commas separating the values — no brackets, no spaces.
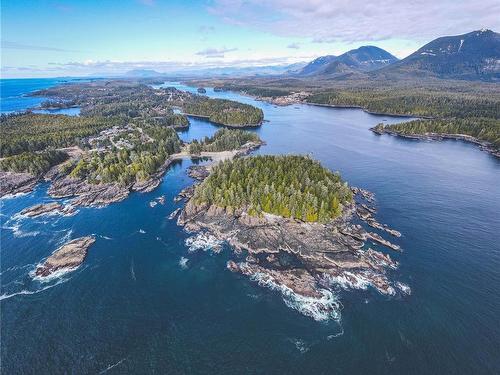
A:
177,155,406,320
34,236,96,278
19,202,74,218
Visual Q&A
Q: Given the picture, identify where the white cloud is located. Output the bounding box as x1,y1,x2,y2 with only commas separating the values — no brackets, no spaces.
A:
287,42,300,49
208,0,500,43
195,47,238,58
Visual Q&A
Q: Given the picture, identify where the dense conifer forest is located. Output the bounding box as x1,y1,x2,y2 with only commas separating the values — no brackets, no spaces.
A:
0,114,121,157
188,129,261,154
183,98,264,126
193,155,352,222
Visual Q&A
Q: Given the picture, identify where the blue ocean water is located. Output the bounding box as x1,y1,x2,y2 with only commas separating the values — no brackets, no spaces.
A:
1,80,499,374
1,78,88,114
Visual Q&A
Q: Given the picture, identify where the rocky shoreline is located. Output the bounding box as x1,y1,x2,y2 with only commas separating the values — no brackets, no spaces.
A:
176,165,406,319
19,202,75,218
35,236,95,278
371,127,500,158
0,172,39,198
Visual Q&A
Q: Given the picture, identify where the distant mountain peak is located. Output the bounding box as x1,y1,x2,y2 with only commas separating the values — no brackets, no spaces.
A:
380,29,500,80
297,46,398,76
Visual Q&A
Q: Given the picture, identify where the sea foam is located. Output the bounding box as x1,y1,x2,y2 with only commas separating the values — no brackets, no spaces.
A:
250,271,342,322
185,232,223,253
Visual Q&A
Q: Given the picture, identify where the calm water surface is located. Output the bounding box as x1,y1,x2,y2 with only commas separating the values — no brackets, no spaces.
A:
1,80,499,374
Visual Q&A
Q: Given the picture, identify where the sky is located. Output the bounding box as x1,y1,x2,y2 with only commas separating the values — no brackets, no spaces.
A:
1,0,499,78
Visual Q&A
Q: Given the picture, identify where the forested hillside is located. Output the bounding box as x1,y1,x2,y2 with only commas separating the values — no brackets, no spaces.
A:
193,155,352,222
183,98,264,126
188,129,261,154
0,114,121,157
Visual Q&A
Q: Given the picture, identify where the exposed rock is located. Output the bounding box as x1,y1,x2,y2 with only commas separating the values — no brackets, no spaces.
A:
48,177,129,207
0,172,38,197
367,232,401,251
178,196,403,299
35,236,95,278
355,202,401,237
168,208,181,219
132,178,161,193
352,186,375,202
132,159,173,192
187,165,210,181
19,202,74,218
174,185,196,202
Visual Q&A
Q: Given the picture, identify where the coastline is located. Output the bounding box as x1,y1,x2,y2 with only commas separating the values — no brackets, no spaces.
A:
183,113,263,128
371,127,500,158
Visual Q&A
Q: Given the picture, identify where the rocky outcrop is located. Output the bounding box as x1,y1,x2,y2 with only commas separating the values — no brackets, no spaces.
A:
132,159,173,193
187,165,210,181
176,160,405,319
178,196,403,300
0,172,39,197
35,236,95,278
168,208,181,220
19,202,74,218
49,177,129,207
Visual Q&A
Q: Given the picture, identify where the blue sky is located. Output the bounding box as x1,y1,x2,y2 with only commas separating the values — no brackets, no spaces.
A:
1,0,498,77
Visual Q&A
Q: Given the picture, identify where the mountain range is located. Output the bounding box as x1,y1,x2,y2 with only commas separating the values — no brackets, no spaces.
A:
297,29,499,81
297,46,399,76
114,30,499,82
378,29,499,80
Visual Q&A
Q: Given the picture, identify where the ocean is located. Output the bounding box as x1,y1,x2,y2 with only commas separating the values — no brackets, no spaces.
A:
1,79,499,374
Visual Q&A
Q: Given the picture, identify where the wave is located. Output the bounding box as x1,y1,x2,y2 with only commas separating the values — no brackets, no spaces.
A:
327,326,345,340
185,232,222,253
0,276,69,301
179,256,189,269
31,265,79,283
0,191,31,200
98,358,126,374
130,260,136,281
325,271,372,291
92,233,112,240
395,282,412,295
0,263,33,276
54,229,73,246
324,271,397,296
289,338,310,353
2,215,39,238
139,229,146,234
250,271,342,322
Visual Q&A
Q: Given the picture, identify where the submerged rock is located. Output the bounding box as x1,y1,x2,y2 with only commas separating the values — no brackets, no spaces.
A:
35,236,95,278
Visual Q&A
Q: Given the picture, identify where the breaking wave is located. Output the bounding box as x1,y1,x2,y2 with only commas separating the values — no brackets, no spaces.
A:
179,256,189,269
325,271,372,291
251,272,342,322
289,338,310,353
0,275,70,301
395,282,412,295
185,232,222,253
31,266,77,283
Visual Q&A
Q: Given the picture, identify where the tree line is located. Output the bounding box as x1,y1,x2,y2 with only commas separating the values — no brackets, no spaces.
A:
188,129,261,154
193,155,352,222
183,98,264,126
0,113,121,157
